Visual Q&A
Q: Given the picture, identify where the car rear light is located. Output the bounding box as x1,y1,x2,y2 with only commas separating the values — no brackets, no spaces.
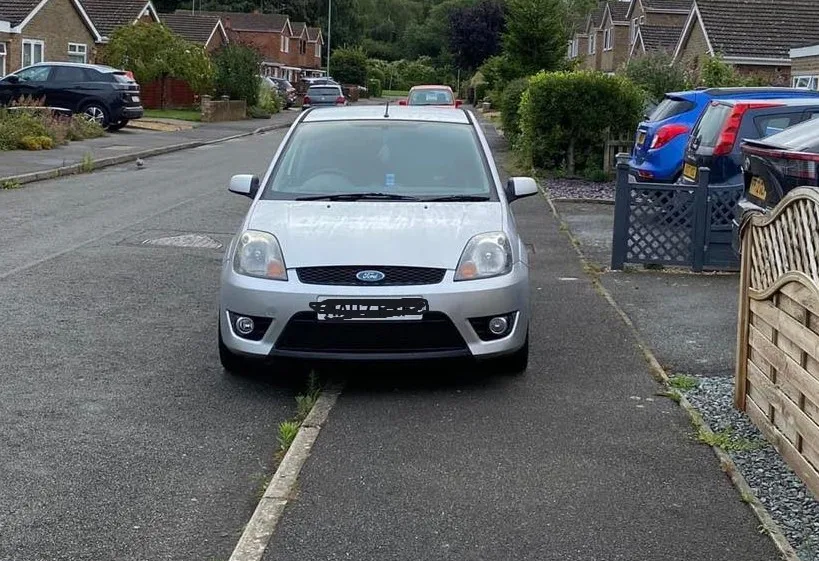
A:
743,145,819,183
336,96,346,105
714,102,783,156
649,124,690,149
637,170,654,180
303,95,311,105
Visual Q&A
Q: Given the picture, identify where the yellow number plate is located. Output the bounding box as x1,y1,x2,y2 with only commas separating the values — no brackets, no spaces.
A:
683,163,697,181
749,176,767,200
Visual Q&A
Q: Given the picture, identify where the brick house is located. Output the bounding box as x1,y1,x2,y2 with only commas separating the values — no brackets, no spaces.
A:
626,0,688,59
0,0,101,76
288,21,323,77
791,44,819,90
599,0,631,73
581,3,607,71
161,12,226,52
672,0,819,85
80,0,160,42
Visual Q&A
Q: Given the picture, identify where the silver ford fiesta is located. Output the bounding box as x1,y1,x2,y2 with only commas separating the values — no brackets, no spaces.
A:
219,105,538,374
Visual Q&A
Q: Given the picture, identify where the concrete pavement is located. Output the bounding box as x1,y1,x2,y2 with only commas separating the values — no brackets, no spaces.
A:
0,129,299,561
260,123,779,561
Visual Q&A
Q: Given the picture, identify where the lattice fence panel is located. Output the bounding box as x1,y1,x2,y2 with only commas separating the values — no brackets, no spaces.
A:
709,185,743,229
626,187,695,265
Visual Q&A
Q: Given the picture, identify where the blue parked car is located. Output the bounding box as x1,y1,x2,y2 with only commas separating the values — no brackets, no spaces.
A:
629,87,819,183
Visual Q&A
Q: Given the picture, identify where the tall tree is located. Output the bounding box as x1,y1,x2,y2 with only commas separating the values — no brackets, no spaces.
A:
447,0,504,70
503,0,566,74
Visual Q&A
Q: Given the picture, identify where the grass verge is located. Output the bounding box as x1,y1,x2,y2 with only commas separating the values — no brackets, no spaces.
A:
143,109,202,122
382,89,409,98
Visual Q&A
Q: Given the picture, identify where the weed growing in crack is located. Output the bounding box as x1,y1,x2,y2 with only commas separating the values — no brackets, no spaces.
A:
79,153,94,173
656,390,681,403
277,421,300,453
668,374,699,391
697,427,763,452
295,371,321,422
1,179,21,189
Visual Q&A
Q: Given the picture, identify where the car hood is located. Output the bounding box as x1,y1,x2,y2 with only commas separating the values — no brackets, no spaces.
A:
247,201,503,268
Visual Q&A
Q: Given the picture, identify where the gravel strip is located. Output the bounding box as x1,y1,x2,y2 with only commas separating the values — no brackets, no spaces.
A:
543,178,615,201
684,376,819,560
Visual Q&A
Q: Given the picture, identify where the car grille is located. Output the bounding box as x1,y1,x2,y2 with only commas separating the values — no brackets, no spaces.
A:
296,266,446,286
274,312,467,354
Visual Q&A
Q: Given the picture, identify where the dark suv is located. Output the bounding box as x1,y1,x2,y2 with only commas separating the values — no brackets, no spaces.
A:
680,98,819,187
0,62,143,130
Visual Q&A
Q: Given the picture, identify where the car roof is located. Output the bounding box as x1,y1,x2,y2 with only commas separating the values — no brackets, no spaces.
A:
30,61,121,73
410,85,453,90
302,105,470,124
714,97,819,107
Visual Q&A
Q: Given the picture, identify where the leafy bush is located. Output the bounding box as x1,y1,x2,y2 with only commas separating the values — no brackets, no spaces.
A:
257,83,282,115
68,115,105,141
331,46,369,86
519,71,645,175
247,105,272,119
623,53,688,105
479,54,524,97
500,77,529,145
368,78,383,98
686,55,771,88
19,135,53,150
0,106,105,150
213,44,262,107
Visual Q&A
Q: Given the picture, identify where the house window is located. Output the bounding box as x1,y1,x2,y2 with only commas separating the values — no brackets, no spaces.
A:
793,75,818,90
68,43,87,64
604,28,612,50
588,33,596,54
630,18,638,43
315,42,321,58
299,40,307,55
280,35,290,53
0,43,6,77
22,39,45,68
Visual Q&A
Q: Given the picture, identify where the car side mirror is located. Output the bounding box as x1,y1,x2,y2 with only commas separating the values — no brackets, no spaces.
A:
398,99,407,106
506,177,538,201
455,99,463,108
229,174,260,199
4,75,19,84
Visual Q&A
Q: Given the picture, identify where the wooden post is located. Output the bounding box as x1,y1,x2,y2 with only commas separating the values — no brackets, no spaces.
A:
735,223,752,410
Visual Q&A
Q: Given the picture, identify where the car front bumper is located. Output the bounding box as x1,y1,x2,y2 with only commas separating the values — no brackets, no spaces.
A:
219,263,530,361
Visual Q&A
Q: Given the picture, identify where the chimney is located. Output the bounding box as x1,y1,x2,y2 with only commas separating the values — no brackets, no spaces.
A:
224,16,231,29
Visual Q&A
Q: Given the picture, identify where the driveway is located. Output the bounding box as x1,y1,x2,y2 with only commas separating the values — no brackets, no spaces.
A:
0,130,297,561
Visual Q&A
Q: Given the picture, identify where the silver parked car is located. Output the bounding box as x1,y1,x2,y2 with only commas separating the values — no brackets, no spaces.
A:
302,84,346,110
219,105,538,374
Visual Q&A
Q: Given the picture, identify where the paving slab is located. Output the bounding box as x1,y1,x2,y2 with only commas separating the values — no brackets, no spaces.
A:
260,124,778,561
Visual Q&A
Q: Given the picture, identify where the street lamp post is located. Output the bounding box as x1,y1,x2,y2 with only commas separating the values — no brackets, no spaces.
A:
326,0,332,77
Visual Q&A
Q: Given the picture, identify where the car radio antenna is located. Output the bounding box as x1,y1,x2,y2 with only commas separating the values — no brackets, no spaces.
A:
384,101,390,118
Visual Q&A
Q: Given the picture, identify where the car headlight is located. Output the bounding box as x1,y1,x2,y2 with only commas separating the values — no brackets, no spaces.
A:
233,230,287,280
454,232,513,281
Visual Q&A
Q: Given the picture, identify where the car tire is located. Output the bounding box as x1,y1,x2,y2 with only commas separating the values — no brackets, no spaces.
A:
218,322,255,377
491,332,529,376
81,102,109,129
108,119,129,131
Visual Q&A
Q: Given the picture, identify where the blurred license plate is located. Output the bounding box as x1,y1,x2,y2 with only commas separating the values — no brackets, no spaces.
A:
310,297,428,321
636,131,646,146
683,163,697,181
131,95,140,102
749,176,767,199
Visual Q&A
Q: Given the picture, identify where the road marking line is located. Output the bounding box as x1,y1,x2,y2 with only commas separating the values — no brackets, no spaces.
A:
228,385,342,561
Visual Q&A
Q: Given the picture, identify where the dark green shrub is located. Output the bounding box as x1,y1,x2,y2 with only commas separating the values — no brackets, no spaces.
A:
500,77,529,145
247,105,271,119
623,53,688,105
519,71,645,175
213,44,262,107
368,78,383,98
330,46,369,86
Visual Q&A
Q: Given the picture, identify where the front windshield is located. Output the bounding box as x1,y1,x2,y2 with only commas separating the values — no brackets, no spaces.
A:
262,120,493,200
409,89,454,105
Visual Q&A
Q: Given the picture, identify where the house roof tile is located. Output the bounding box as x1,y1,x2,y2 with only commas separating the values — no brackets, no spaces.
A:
644,0,691,11
640,23,683,51
0,0,39,26
306,26,322,41
290,20,306,36
186,10,288,32
160,12,221,44
80,0,153,37
696,0,819,60
608,0,631,22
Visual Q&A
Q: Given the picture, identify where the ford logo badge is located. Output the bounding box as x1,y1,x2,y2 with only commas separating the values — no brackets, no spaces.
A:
356,270,385,282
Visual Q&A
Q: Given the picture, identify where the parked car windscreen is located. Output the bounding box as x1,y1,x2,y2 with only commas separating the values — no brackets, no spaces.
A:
754,117,819,152
690,103,733,148
307,86,341,96
263,120,493,199
409,89,454,105
648,96,695,121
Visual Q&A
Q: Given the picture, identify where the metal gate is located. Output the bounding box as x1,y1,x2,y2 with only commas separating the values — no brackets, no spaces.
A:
611,162,742,272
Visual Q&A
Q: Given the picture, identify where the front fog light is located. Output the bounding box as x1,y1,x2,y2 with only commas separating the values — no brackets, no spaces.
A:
488,316,509,335
235,316,255,335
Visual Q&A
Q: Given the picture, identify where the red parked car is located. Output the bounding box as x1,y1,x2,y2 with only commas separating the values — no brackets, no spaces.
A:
399,85,462,108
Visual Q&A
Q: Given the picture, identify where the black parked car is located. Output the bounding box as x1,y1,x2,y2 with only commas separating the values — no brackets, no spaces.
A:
0,62,143,131
680,97,819,187
732,118,819,253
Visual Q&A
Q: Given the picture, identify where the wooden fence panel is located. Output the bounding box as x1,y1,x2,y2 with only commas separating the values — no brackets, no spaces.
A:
736,188,819,500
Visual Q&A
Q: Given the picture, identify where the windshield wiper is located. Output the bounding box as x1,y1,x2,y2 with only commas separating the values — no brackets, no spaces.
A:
295,192,421,201
424,194,491,202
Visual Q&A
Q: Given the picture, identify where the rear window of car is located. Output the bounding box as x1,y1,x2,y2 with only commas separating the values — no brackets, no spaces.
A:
753,117,819,152
409,89,454,105
263,120,492,199
308,86,341,96
108,72,134,84
691,102,733,148
648,96,695,121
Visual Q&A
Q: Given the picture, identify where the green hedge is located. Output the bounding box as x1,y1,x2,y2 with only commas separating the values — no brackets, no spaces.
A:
500,77,529,146
519,71,644,175
368,78,383,98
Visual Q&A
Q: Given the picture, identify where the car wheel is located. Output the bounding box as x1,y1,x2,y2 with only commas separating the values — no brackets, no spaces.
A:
491,332,529,376
81,103,109,129
218,321,255,376
108,119,129,131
